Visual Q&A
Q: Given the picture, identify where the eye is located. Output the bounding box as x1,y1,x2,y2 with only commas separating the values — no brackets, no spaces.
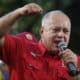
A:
63,29,70,34
52,28,60,33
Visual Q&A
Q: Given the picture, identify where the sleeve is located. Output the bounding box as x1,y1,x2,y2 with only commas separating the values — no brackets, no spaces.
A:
77,56,80,67
1,34,24,66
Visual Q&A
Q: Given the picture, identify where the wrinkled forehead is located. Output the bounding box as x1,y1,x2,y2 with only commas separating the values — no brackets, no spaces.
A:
42,12,71,30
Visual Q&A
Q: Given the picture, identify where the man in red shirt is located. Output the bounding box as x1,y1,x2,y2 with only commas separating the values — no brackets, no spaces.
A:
0,3,80,80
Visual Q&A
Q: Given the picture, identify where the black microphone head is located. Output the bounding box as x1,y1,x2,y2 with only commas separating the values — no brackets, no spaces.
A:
58,41,67,51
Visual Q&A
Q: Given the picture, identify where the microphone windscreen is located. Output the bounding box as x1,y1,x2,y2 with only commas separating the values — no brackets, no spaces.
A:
58,41,67,51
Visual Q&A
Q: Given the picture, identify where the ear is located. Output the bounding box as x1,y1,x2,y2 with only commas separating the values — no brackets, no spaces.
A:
39,26,44,35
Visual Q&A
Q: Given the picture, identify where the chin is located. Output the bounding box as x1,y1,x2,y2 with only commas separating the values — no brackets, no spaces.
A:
51,47,59,52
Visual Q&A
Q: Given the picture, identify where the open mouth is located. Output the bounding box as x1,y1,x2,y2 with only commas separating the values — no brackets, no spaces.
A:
54,40,61,44
54,40,62,48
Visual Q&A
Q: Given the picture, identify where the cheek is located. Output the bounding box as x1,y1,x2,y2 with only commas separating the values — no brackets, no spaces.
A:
46,35,53,41
65,36,70,44
43,35,52,44
42,32,55,43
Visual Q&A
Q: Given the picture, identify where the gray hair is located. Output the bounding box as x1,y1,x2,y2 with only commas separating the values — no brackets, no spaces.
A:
41,10,71,27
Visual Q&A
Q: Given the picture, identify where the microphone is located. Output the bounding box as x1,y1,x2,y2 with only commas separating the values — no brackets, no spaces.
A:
58,41,78,76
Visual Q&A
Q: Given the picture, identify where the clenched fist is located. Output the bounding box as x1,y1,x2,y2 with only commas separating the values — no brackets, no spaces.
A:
60,49,77,68
17,3,43,16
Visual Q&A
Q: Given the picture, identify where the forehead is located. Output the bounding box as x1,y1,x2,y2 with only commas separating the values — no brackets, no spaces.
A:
44,13,71,29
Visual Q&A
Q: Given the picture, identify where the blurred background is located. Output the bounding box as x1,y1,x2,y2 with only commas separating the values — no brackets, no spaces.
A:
0,0,80,54
0,0,80,79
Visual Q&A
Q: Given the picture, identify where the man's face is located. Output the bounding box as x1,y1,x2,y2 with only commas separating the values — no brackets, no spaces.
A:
40,13,71,52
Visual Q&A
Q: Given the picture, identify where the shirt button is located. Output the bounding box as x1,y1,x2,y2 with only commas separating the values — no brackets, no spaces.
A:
30,52,37,57
28,64,32,67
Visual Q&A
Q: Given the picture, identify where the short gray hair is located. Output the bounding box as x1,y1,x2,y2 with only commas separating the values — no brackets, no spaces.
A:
41,10,71,27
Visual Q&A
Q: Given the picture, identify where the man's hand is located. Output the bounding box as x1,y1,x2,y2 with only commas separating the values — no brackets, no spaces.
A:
60,49,80,80
60,49,77,68
17,3,43,16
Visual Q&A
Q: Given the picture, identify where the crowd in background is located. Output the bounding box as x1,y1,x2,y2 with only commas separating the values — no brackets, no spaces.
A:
0,60,9,80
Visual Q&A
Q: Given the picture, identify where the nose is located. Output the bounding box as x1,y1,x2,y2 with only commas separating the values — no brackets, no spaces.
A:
57,31,64,38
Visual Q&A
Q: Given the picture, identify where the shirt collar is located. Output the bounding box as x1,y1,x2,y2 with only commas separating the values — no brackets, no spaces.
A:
38,40,60,58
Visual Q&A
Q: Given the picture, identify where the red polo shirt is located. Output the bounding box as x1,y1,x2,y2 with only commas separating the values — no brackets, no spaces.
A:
1,33,80,80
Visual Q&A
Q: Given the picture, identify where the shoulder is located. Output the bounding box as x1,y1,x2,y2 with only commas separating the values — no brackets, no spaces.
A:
3,34,26,52
4,33,39,52
15,32,38,43
4,32,37,45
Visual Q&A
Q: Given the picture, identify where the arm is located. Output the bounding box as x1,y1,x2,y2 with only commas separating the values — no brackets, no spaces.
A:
71,75,80,80
0,3,42,46
71,56,80,80
60,49,80,80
